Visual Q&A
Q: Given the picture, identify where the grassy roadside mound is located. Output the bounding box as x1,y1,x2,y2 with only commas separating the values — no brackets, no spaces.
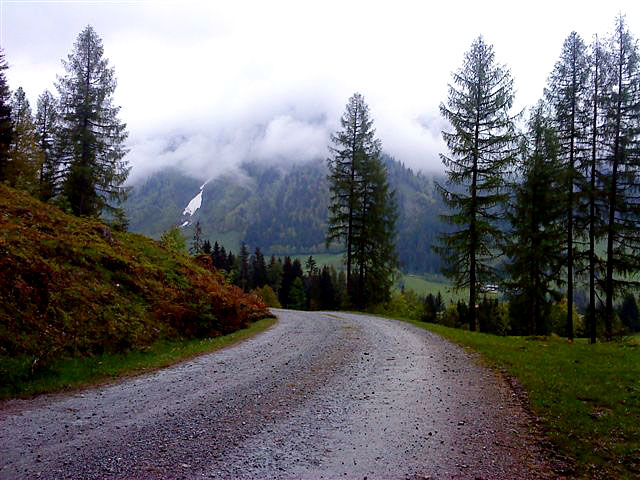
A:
0,185,269,396
1,316,276,399
405,319,640,478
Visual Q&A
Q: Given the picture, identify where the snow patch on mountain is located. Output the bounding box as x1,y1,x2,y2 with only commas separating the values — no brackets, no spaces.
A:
183,182,207,216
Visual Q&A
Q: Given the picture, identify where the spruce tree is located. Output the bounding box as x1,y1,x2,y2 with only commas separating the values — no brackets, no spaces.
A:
251,247,268,289
505,104,565,335
35,90,61,201
327,92,381,298
0,49,12,182
238,242,250,292
8,87,42,192
267,256,283,294
601,16,640,339
436,36,519,331
190,221,203,254
545,31,590,341
56,25,129,217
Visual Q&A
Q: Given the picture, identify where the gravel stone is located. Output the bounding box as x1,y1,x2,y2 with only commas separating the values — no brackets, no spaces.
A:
0,310,555,479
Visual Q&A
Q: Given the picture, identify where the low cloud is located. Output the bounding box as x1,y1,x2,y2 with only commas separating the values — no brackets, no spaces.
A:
5,1,639,184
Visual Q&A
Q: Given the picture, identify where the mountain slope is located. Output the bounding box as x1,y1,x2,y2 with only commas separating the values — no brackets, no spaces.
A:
125,156,446,273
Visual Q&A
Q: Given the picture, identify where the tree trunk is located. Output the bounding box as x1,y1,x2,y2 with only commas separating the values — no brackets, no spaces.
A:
605,48,624,341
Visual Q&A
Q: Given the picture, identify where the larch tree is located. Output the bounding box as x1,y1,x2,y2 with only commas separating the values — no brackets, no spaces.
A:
35,90,61,201
56,25,129,217
327,92,381,299
600,16,640,339
351,153,398,307
583,35,608,344
505,103,565,335
436,36,519,331
545,31,590,341
0,49,12,182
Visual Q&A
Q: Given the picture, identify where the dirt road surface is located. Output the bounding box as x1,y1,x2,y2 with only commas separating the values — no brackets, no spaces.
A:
0,310,553,479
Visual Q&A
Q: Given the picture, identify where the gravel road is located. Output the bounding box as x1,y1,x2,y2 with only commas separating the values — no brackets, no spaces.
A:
0,310,554,479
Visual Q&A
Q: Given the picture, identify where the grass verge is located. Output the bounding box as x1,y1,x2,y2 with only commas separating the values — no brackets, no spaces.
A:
402,318,640,479
1,316,276,400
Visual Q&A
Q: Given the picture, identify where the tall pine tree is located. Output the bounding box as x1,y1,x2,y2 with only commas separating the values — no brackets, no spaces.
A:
436,36,519,331
56,25,129,217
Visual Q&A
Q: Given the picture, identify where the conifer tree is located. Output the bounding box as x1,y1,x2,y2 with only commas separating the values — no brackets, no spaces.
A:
545,31,590,341
251,247,268,289
267,256,283,294
190,221,203,254
505,104,565,335
327,92,381,297
305,255,317,277
352,154,398,306
600,16,640,339
584,35,608,344
436,36,519,331
0,49,12,182
202,239,212,255
238,242,250,292
56,25,129,217
8,87,42,192
35,90,61,201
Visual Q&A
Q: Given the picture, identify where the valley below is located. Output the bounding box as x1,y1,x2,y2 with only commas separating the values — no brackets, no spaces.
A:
0,311,553,479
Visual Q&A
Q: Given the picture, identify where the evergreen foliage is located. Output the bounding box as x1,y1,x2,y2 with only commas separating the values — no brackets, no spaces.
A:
237,242,250,292
618,294,640,332
35,90,61,201
56,26,129,217
7,87,42,193
583,35,608,344
545,31,590,341
327,92,382,296
160,226,187,255
0,49,12,183
436,36,519,330
600,16,640,339
327,93,398,307
505,104,566,335
190,220,203,254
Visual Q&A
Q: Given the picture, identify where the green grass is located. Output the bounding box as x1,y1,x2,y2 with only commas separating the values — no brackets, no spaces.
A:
290,253,345,271
402,318,640,479
397,273,468,303
0,317,276,400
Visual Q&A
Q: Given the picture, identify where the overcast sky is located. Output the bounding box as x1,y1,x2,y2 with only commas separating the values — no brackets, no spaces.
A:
2,0,639,183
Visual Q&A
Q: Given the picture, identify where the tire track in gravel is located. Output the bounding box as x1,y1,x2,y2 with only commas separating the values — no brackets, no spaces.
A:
0,310,554,479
